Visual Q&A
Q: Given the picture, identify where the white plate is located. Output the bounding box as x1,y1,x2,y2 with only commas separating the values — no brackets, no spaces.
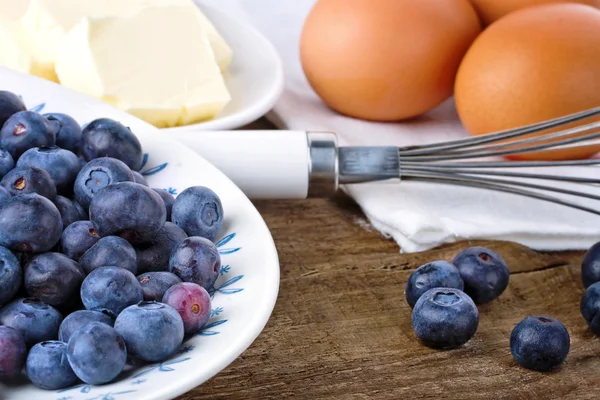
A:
161,3,284,132
0,68,280,400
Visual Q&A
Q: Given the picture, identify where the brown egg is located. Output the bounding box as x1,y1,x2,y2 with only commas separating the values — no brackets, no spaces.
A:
468,0,596,26
300,0,481,122
455,4,600,161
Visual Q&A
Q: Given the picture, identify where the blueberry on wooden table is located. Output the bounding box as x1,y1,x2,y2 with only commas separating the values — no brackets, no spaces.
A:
66,321,127,385
26,341,77,390
171,186,224,241
135,221,187,274
80,118,143,170
59,220,101,260
405,260,464,308
79,235,138,275
114,301,184,362
411,288,479,349
0,325,27,379
169,236,221,291
0,90,26,127
0,165,57,200
74,157,134,208
452,246,510,304
137,271,182,302
0,111,55,159
510,316,570,372
0,246,21,306
80,266,143,318
0,297,63,347
24,252,85,308
18,146,80,195
581,241,600,289
0,193,62,253
580,281,600,335
163,282,212,335
89,182,166,244
43,112,82,154
59,309,114,343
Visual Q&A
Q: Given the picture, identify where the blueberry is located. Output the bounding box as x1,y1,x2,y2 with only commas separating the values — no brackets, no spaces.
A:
43,113,81,154
581,241,600,288
135,222,187,274
510,316,570,372
405,261,464,308
0,91,26,127
114,302,184,362
138,271,182,302
0,246,21,306
0,193,62,253
59,310,114,343
171,186,223,241
66,321,127,385
452,247,510,304
0,186,9,202
0,298,63,347
580,281,600,335
80,266,143,317
169,237,221,291
132,171,148,186
26,341,77,389
153,188,174,221
0,149,14,179
53,196,82,229
0,325,27,379
80,236,137,275
0,166,57,200
24,253,85,308
411,288,478,349
90,182,166,244
80,118,143,170
74,157,134,208
0,111,54,159
60,221,101,260
18,147,80,195
73,200,88,220
162,282,211,335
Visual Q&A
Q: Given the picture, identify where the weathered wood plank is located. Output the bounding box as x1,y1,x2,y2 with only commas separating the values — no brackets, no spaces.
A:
181,193,593,400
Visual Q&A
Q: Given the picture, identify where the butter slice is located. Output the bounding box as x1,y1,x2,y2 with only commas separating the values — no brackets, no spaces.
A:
55,6,230,128
124,0,233,70
0,1,33,76
0,26,31,75
14,0,231,82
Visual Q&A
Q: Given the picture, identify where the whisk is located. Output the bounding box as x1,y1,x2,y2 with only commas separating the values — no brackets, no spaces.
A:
170,107,600,215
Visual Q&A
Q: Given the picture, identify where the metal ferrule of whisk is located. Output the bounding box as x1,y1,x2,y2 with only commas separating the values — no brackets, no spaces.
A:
333,106,600,216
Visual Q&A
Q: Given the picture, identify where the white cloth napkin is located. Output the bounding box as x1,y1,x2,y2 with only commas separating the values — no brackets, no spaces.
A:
204,0,600,253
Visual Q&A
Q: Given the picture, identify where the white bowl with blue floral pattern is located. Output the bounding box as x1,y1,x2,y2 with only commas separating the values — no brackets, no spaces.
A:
0,67,280,400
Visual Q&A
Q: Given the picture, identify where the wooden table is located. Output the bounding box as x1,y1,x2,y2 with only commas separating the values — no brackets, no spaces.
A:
182,119,594,400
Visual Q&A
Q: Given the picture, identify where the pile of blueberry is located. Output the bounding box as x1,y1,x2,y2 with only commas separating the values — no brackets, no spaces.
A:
406,246,571,372
0,90,224,389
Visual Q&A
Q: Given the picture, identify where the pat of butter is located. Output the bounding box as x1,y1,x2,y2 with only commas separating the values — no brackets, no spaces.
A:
10,0,231,81
125,0,233,70
55,6,231,128
0,1,33,76
0,26,31,75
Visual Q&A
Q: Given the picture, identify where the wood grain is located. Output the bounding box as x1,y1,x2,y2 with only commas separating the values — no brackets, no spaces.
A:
179,193,595,400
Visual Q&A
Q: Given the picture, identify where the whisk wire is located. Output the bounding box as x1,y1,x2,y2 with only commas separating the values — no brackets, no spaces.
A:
398,106,600,156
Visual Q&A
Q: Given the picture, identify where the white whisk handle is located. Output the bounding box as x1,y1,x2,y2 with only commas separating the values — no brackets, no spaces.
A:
167,130,339,199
